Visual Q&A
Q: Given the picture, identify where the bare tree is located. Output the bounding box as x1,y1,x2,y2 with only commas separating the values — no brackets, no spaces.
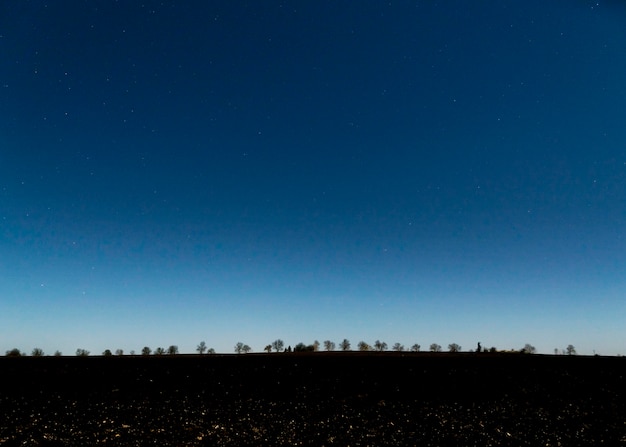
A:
272,339,284,353
429,343,442,352
392,343,404,352
313,340,320,352
167,345,179,355
522,344,536,354
197,341,207,354
323,340,336,351
76,349,90,357
448,343,461,352
339,339,351,351
141,346,151,356
54,350,62,356
31,348,44,357
373,340,388,352
410,344,421,352
358,341,371,351
115,349,124,356
566,344,576,355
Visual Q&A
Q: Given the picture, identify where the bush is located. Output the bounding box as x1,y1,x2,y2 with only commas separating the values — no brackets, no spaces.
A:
294,343,315,352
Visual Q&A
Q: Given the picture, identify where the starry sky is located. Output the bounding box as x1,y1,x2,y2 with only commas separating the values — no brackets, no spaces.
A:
1,1,625,356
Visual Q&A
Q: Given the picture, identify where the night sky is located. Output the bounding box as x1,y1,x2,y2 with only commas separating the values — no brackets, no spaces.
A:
2,1,625,355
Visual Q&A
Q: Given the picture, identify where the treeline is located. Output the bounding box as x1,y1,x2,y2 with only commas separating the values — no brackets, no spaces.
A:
4,345,193,357
4,341,579,357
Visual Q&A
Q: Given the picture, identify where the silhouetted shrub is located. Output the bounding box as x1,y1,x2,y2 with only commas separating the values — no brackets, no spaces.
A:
294,343,314,352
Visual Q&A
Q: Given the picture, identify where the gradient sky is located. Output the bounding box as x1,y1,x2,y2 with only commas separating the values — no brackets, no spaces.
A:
2,1,625,356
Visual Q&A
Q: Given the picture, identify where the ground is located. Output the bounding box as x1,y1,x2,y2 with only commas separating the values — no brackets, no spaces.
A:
0,352,624,446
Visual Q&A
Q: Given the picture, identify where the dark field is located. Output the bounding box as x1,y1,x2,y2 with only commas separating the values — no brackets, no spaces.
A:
0,353,624,446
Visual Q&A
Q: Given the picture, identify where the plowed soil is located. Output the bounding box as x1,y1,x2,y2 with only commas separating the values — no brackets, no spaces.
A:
1,353,624,446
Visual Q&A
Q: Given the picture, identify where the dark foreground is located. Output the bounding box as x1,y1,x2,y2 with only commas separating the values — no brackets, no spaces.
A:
0,353,624,446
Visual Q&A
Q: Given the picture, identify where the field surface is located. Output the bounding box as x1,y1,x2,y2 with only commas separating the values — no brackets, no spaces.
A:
0,353,624,446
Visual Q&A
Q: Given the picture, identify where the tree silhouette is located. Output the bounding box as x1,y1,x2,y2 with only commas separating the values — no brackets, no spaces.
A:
54,350,62,356
167,345,179,355
235,342,245,354
115,349,124,356
76,349,90,357
448,343,461,352
522,344,536,354
242,344,252,354
410,343,421,352
103,349,113,356
141,346,152,356
272,339,284,353
197,341,207,354
429,343,442,352
566,344,576,355
392,343,404,352
6,348,22,357
154,347,166,355
373,340,388,351
313,340,320,351
295,343,316,352
264,344,272,353
358,341,371,351
31,348,44,357
323,340,336,351
339,339,351,351
207,348,215,354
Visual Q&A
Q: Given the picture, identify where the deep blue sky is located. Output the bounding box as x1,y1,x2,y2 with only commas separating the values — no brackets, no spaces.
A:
2,1,625,355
